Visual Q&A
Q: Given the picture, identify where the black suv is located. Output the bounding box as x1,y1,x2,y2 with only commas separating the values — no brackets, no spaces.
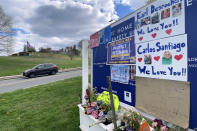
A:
23,63,58,78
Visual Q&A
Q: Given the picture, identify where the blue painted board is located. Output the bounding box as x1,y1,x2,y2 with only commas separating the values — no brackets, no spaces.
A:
185,0,197,129
93,44,136,106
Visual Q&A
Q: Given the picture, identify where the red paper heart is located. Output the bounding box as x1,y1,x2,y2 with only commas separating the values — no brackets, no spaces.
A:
151,33,157,38
138,58,142,62
166,29,172,35
174,54,183,61
139,37,143,41
154,56,160,61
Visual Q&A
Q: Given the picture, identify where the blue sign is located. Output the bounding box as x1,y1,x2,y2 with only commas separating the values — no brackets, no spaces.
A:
92,0,197,129
111,17,135,42
185,0,197,129
93,44,136,106
98,26,111,45
107,37,135,64
111,65,130,84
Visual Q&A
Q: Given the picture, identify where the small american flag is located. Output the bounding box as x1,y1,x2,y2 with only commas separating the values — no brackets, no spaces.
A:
27,41,31,49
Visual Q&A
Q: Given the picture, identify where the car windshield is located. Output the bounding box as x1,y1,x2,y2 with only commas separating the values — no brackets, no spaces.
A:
46,64,54,67
32,65,42,69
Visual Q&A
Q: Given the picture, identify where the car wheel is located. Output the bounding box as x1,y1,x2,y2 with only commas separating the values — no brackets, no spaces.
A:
51,71,56,75
29,73,36,78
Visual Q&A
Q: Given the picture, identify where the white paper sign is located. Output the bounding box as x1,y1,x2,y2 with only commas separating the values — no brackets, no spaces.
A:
136,34,187,81
135,0,185,44
111,65,130,84
124,91,132,103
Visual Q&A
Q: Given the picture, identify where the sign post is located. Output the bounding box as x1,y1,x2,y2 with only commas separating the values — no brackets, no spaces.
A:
82,40,89,105
107,76,118,129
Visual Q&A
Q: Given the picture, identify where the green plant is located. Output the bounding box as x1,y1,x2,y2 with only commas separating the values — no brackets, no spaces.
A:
102,103,112,112
89,87,98,102
129,111,142,130
121,109,142,131
145,118,153,127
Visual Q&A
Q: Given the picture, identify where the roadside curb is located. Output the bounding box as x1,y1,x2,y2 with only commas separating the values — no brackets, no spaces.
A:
0,75,23,80
58,67,82,73
0,67,82,81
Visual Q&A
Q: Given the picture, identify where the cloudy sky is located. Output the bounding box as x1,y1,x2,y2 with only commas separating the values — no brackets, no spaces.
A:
0,0,147,54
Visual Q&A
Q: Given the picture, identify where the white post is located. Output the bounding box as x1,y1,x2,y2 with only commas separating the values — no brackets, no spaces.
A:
82,40,89,105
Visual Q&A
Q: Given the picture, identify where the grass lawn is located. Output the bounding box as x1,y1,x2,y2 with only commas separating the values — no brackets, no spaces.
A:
0,77,82,131
0,53,82,77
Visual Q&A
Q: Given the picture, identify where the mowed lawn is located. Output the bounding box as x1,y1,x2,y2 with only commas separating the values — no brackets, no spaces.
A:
0,76,81,131
0,53,82,77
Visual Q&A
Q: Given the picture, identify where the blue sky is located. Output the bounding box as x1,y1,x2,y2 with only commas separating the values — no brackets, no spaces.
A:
12,28,30,35
115,4,133,19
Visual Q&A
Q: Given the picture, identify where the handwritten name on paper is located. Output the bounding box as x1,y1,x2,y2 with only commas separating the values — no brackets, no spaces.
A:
135,0,185,43
136,35,188,82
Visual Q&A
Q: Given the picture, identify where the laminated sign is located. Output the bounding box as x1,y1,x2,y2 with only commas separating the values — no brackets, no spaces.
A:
90,32,99,48
111,17,135,42
98,26,111,45
111,65,130,84
107,37,136,64
135,0,185,43
136,34,187,82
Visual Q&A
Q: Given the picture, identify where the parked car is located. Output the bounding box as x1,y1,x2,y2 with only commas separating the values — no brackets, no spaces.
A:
23,63,58,78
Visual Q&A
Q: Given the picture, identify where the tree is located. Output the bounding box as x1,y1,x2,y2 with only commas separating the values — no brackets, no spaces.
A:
78,40,91,57
28,47,36,52
24,44,36,52
77,40,83,56
66,46,75,60
78,40,83,51
73,45,80,56
59,48,64,53
23,44,27,52
39,47,51,53
0,6,14,55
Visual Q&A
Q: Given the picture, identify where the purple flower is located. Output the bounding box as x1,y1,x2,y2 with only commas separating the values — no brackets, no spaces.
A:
153,119,163,128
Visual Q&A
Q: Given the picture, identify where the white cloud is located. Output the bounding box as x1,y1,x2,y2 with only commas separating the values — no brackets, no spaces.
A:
0,0,119,54
0,0,146,54
115,0,147,10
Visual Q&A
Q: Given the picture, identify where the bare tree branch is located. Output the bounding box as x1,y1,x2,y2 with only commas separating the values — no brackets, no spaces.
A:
0,5,14,55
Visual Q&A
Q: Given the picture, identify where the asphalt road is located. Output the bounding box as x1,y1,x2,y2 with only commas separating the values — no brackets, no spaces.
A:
0,70,82,94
